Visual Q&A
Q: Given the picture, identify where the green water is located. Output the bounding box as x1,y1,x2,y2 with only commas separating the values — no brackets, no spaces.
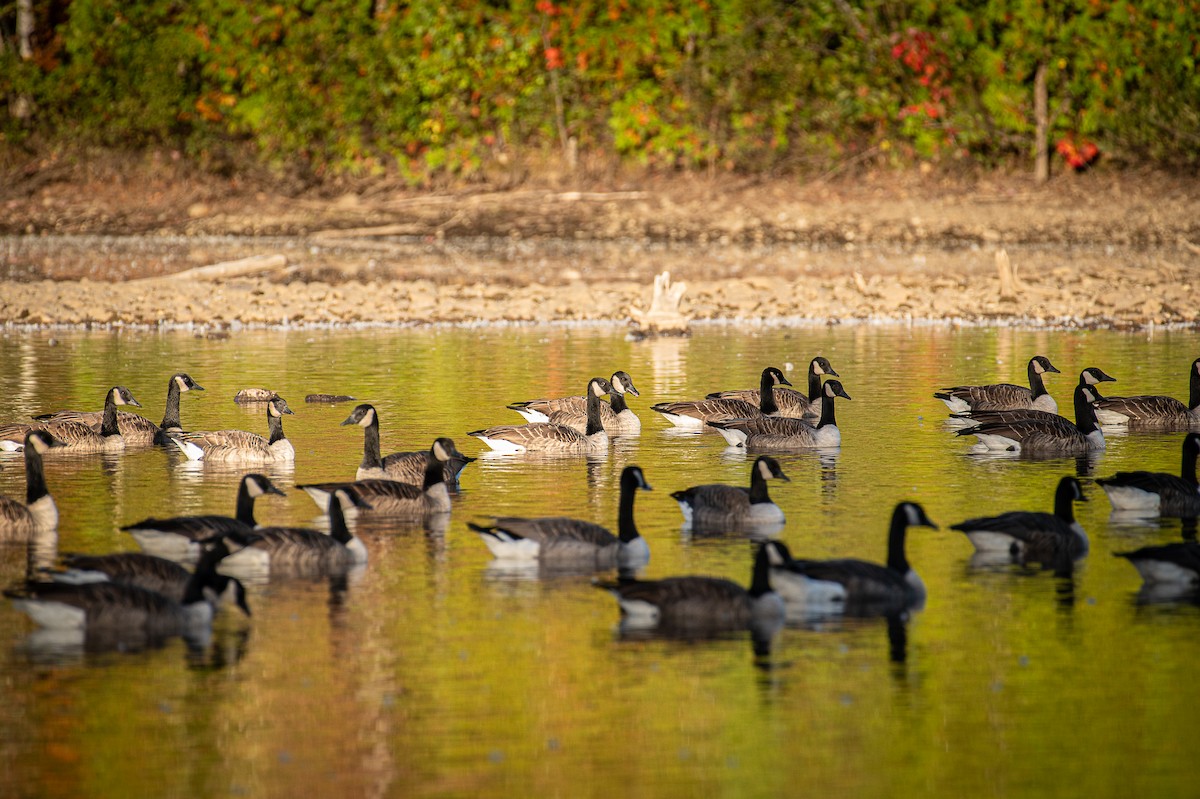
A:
1,324,1198,798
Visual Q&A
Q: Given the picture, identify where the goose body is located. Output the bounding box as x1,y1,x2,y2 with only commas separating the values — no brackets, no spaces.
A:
707,380,851,449
0,431,65,541
35,373,204,446
1115,541,1200,587
598,542,784,632
342,405,474,483
0,386,141,453
220,489,369,579
6,537,250,648
935,355,1060,414
1096,433,1200,517
298,439,455,517
671,456,790,531
706,357,838,420
951,476,1088,562
469,465,651,568
959,384,1104,454
765,503,936,616
469,378,612,454
945,367,1116,429
508,371,642,434
174,396,295,464
650,367,790,430
124,474,285,561
1092,358,1200,429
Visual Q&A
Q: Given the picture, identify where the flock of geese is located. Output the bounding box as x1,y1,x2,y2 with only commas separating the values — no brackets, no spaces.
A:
1,352,1199,653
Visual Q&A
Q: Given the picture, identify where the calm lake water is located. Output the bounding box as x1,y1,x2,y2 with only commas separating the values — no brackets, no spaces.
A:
1,323,1199,798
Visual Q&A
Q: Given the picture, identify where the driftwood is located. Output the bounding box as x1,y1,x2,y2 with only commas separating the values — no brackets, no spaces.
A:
147,254,288,282
629,271,690,336
233,388,280,404
996,248,1023,301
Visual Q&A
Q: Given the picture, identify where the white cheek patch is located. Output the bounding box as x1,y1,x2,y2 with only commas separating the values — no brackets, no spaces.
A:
904,504,921,527
175,375,188,391
433,441,449,461
757,461,772,481
269,403,282,417
247,480,266,498
592,382,604,397
612,377,625,394
362,408,376,427
813,362,825,376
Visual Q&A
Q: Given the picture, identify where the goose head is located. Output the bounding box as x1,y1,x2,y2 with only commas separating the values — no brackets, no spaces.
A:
620,465,653,492
810,357,838,378
268,397,294,417
899,502,938,530
341,404,378,428
588,377,615,397
823,380,852,401
763,539,794,567
332,487,373,513
754,456,790,483
1030,356,1060,376
1079,367,1116,386
111,386,141,408
243,473,286,499
610,371,640,398
174,373,205,392
24,430,65,455
761,367,792,387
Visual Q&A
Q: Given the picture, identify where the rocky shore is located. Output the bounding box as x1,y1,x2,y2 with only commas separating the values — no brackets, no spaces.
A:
1,161,1198,330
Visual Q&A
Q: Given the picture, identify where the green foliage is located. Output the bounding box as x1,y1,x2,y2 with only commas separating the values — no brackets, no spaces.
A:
0,0,1197,179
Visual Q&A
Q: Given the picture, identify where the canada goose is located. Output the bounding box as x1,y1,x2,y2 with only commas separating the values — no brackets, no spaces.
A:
298,439,455,517
706,357,839,420
1114,541,1200,588
468,465,651,568
671,456,790,531
5,536,250,648
707,380,852,449
597,541,784,632
764,502,937,615
1091,357,1200,429
957,384,1104,455
1096,433,1200,517
468,377,613,454
0,386,142,452
935,355,1060,414
507,371,642,435
34,373,204,446
950,476,1088,562
342,404,474,483
219,488,370,579
0,431,66,541
650,367,791,430
51,531,258,610
174,396,295,464
124,473,286,561
945,367,1116,429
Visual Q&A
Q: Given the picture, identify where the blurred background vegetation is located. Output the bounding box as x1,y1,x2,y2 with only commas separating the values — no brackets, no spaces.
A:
0,0,1196,185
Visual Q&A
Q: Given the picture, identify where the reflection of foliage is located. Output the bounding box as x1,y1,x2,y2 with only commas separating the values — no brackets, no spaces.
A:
0,1,1197,178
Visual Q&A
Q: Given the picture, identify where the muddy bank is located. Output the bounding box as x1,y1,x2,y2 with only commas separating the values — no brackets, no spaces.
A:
1,163,1198,329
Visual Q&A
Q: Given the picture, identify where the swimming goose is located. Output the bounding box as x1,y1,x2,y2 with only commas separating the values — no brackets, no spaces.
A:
764,502,937,615
342,404,474,483
52,531,258,610
469,377,613,454
173,396,295,464
5,536,250,647
935,355,1060,414
650,367,791,430
671,456,790,531
34,373,204,446
706,357,839,420
0,386,142,452
124,473,286,561
945,367,1116,429
1114,540,1200,588
951,475,1089,562
597,541,784,632
508,371,642,434
468,465,651,568
1091,357,1200,429
1096,433,1200,517
957,384,1104,455
0,431,66,541
707,380,852,449
298,439,455,517
220,488,370,579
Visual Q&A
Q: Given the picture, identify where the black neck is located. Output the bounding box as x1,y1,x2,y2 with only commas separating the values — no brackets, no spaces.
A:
360,417,383,470
267,411,286,445
747,462,771,504
1052,480,1078,523
328,497,353,545
617,474,641,543
1072,386,1099,434
807,366,823,402
422,452,446,491
1183,438,1199,486
160,378,183,429
585,385,604,436
24,443,49,505
100,391,120,437
886,506,911,574
1028,361,1049,399
816,389,838,429
610,391,629,414
1189,360,1200,410
182,543,225,606
757,372,780,414
234,483,259,526
749,544,773,598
